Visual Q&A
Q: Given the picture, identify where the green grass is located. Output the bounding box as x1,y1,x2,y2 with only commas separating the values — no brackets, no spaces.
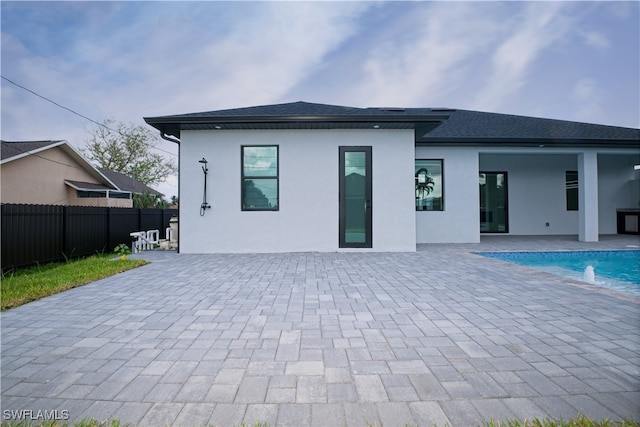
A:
1,254,147,310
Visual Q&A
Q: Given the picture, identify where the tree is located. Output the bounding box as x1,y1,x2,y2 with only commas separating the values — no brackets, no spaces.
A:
133,192,170,209
83,119,177,187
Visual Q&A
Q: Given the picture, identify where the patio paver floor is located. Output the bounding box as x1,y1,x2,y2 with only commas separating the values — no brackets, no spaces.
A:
2,235,639,426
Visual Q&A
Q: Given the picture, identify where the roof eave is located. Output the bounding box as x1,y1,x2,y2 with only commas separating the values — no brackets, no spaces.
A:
416,137,640,149
64,180,129,193
144,114,450,139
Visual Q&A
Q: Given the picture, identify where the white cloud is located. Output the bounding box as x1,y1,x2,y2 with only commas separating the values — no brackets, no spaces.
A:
573,78,599,101
470,2,573,111
344,2,505,107
607,1,634,19
571,77,604,122
194,2,368,106
3,2,369,127
102,2,371,116
580,30,610,50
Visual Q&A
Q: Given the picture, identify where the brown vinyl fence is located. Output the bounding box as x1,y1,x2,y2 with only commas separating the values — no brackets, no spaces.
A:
1,204,178,271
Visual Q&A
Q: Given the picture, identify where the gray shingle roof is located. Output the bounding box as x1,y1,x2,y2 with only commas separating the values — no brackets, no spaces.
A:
160,101,447,118
418,109,640,143
1,140,65,161
170,101,368,117
98,168,161,195
145,101,449,137
144,101,640,148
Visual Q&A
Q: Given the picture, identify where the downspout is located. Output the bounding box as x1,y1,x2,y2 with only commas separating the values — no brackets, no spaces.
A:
161,132,180,145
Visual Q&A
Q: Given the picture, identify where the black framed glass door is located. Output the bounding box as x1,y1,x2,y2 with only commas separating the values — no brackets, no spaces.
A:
339,147,372,248
480,172,508,233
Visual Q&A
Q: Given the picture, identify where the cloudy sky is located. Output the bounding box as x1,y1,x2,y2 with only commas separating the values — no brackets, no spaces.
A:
2,1,639,198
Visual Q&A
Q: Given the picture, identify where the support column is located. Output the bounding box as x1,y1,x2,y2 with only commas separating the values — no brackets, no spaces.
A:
578,151,599,242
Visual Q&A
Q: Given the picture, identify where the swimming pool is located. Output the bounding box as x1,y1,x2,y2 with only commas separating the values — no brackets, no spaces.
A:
476,250,640,295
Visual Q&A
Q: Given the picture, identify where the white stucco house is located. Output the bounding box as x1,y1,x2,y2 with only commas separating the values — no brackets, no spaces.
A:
144,101,640,253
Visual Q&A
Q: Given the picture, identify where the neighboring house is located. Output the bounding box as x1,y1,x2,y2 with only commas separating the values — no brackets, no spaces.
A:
144,101,640,253
1,140,157,208
97,167,162,198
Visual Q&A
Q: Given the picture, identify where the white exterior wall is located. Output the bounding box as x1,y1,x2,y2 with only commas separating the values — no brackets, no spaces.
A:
179,129,416,253
479,150,640,236
598,153,640,234
480,153,579,235
415,147,480,243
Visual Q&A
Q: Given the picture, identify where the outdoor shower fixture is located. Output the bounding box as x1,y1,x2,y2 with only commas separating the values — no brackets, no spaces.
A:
199,157,211,216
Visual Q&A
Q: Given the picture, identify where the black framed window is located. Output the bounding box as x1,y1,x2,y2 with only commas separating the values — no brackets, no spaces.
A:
415,160,443,211
242,145,279,211
566,171,578,211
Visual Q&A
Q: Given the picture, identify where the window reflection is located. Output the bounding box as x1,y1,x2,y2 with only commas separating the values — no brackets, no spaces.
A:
415,160,443,211
242,146,279,211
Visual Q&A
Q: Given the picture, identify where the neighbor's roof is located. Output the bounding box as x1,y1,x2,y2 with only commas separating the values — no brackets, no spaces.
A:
144,101,640,148
64,180,117,192
98,168,161,196
1,140,67,162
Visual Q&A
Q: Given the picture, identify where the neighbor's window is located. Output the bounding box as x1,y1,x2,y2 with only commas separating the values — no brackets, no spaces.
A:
566,171,578,211
77,190,131,199
77,190,106,198
242,145,279,210
415,160,443,211
108,191,132,200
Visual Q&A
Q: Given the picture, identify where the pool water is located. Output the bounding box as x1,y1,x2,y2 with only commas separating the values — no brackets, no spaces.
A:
476,250,640,295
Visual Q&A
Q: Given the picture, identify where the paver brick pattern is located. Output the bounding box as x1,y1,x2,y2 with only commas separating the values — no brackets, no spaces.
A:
2,236,639,426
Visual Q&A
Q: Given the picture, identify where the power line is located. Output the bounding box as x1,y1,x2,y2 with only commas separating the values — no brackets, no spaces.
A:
2,75,113,131
31,152,84,170
1,75,177,157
